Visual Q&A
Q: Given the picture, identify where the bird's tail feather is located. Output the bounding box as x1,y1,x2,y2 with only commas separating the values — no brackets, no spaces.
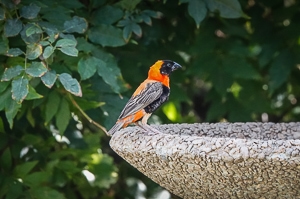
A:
107,122,124,136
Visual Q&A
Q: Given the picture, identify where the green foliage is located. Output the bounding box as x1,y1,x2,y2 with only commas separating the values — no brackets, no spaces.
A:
0,0,300,198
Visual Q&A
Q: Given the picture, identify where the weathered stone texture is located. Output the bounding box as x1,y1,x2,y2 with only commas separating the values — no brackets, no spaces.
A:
110,123,300,199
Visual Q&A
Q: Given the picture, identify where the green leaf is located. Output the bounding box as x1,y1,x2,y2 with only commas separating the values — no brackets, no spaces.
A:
269,50,294,92
115,0,141,11
25,85,43,100
78,57,98,80
55,98,70,134
28,187,65,199
97,59,121,93
58,73,82,96
45,91,61,123
0,89,11,111
207,100,227,121
188,0,207,27
6,48,24,57
59,46,78,57
63,16,88,34
0,35,9,54
0,7,5,20
5,98,21,128
4,18,23,37
55,39,77,48
26,43,43,60
41,70,57,88
0,81,10,93
0,148,11,171
131,23,142,37
25,24,43,37
211,67,233,96
20,4,41,19
88,25,126,47
12,78,29,103
1,65,24,81
23,171,50,187
14,161,38,178
205,0,244,18
123,25,132,41
6,179,23,199
43,46,54,59
91,5,123,25
25,62,47,77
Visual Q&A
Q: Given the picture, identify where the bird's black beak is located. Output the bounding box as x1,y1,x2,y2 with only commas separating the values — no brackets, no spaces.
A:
171,62,182,71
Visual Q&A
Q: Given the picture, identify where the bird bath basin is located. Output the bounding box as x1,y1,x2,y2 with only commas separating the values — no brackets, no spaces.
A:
110,123,300,198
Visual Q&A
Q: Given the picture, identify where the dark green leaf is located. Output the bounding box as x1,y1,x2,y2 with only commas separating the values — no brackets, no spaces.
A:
0,88,11,111
55,98,70,134
78,57,98,80
20,4,41,19
0,7,5,20
6,179,23,199
97,58,121,93
91,5,123,25
0,35,9,54
12,78,29,103
28,187,65,199
14,161,38,178
5,98,21,128
63,16,88,34
43,46,54,59
269,50,294,92
6,48,24,57
88,25,126,47
25,85,43,100
25,61,47,77
4,18,22,37
115,0,141,11
205,0,244,18
45,91,61,123
25,24,43,37
211,68,233,96
188,0,207,27
59,46,78,57
131,23,142,37
58,73,82,96
0,148,11,171
1,65,24,81
0,81,9,93
21,24,41,44
23,171,50,187
39,41,50,46
26,43,42,60
123,25,132,41
76,37,96,52
207,100,227,121
41,70,57,88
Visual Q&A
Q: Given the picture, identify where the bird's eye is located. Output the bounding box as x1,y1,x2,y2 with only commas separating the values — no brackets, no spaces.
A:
167,63,171,67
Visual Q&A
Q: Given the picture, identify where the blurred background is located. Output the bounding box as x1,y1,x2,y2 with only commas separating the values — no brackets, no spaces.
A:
0,0,300,198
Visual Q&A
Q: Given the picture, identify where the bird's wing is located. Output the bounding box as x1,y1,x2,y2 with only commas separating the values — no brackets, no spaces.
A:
118,81,163,119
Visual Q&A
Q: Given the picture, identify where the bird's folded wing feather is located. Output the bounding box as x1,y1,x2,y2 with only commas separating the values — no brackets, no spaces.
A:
118,82,163,119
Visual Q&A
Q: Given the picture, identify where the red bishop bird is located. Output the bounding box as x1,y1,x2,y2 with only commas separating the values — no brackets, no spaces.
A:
107,60,182,136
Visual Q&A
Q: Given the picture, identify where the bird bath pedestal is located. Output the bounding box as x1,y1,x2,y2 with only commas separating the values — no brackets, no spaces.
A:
110,123,300,198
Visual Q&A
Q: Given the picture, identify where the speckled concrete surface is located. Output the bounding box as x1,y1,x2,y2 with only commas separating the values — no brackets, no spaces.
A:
110,123,300,199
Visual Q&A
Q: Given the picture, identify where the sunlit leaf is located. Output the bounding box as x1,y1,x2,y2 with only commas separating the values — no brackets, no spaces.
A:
26,43,43,60
25,24,43,37
64,16,88,33
88,25,126,47
55,39,77,48
21,24,41,44
20,4,41,19
43,46,54,59
59,46,78,57
12,78,29,103
6,48,24,57
55,98,70,134
25,61,47,77
4,18,22,37
41,70,57,88
58,73,82,96
1,65,24,81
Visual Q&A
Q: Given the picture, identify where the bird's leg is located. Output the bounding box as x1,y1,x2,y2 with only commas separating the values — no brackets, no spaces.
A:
139,113,162,135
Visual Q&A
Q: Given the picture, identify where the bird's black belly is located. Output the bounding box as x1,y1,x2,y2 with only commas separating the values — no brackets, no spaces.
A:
144,85,170,113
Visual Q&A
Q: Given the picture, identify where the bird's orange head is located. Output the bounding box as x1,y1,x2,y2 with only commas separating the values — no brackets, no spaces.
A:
147,60,181,87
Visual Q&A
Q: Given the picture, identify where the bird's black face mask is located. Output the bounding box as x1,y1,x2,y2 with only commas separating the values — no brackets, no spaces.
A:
160,60,182,76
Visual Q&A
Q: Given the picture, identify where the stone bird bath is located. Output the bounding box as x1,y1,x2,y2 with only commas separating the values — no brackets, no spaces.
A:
109,123,300,198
